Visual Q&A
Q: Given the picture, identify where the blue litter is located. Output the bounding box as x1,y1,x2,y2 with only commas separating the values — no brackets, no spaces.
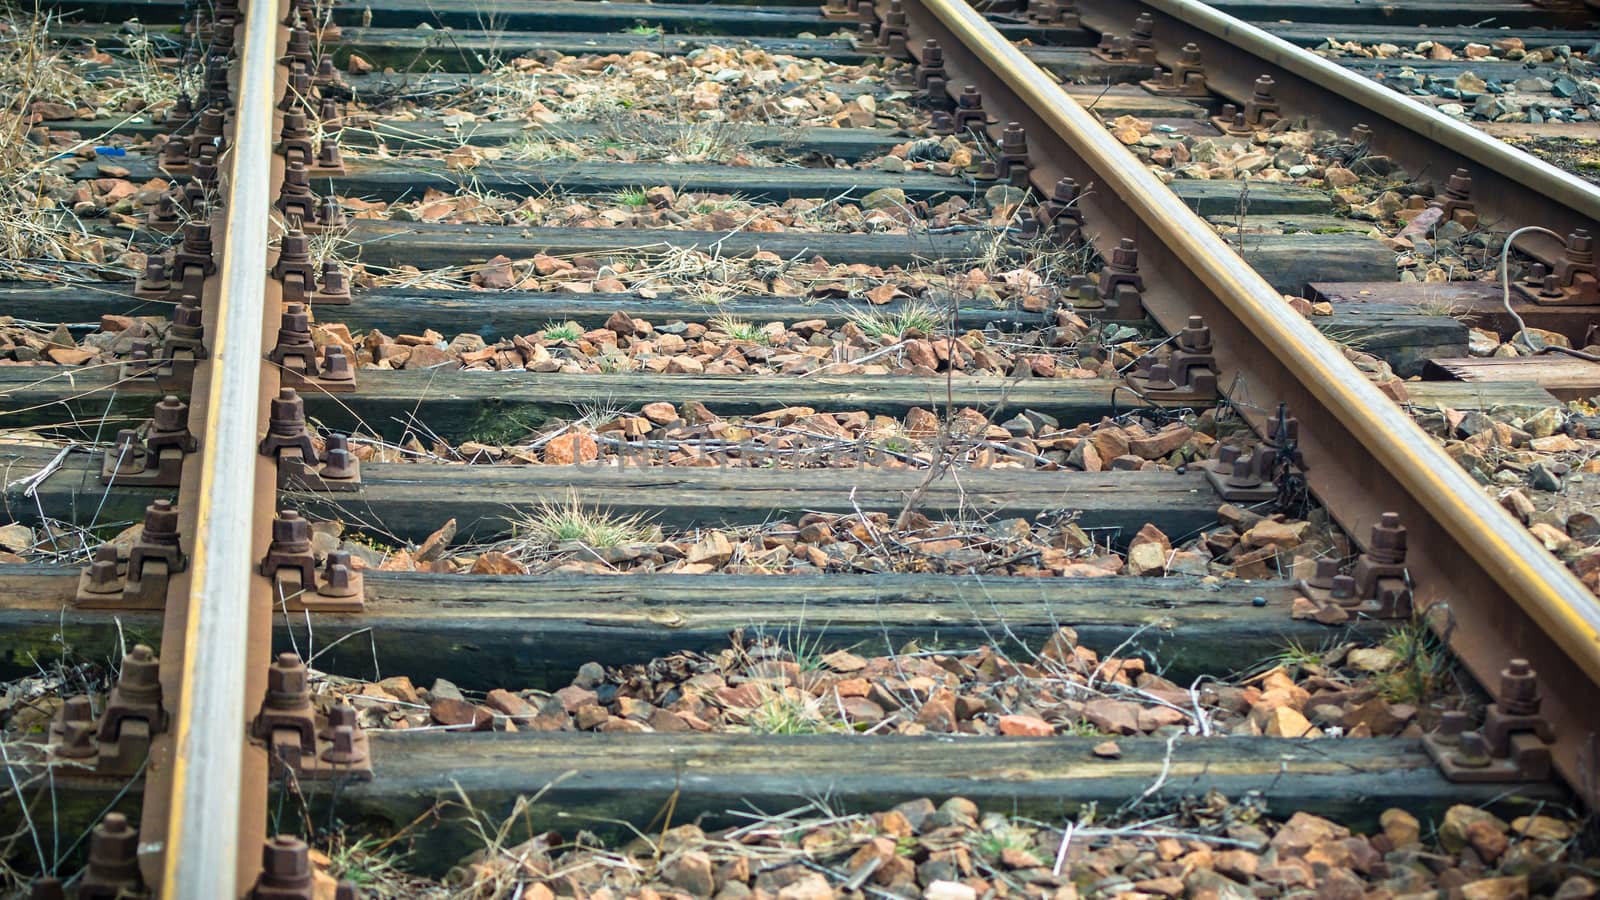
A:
95,146,128,156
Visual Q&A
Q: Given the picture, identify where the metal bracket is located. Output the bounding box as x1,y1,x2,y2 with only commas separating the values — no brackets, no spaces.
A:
252,653,372,779
1424,662,1556,784
262,510,366,611
74,501,186,609
1140,43,1210,98
1126,315,1219,404
48,647,165,776
1511,229,1599,306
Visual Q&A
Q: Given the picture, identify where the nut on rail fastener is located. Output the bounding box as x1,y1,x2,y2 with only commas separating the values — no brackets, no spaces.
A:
48,645,166,775
270,304,359,390
1296,512,1413,619
74,813,144,900
914,40,950,105
134,252,171,298
173,217,217,280
952,85,990,136
1125,315,1219,405
1092,16,1156,66
123,291,208,388
1424,661,1554,783
820,0,866,22
973,123,1031,187
1141,43,1209,98
261,510,368,610
312,134,347,176
1070,238,1144,320
260,388,361,492
1428,167,1478,230
274,220,320,302
279,109,315,168
248,835,367,899
873,0,909,57
1036,177,1085,245
1201,407,1304,507
1211,75,1283,135
1025,0,1080,28
74,500,186,610
1512,228,1599,306
98,395,195,487
253,652,373,777
144,188,184,231
277,159,319,224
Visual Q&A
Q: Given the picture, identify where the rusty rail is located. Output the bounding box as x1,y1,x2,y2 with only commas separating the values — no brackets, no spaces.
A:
892,0,1600,805
155,0,281,893
1069,0,1600,260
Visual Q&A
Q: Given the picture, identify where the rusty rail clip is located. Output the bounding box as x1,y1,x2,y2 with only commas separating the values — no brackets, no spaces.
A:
260,388,362,491
252,653,373,777
1424,660,1555,782
1212,76,1284,136
1068,238,1144,320
49,646,166,776
1512,228,1599,306
74,500,187,609
98,395,196,487
260,509,366,611
1201,408,1299,504
1296,512,1414,620
1141,43,1210,98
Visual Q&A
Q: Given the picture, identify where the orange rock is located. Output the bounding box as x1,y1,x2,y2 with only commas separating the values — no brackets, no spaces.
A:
543,430,599,464
997,714,1054,737
469,551,528,575
45,348,96,365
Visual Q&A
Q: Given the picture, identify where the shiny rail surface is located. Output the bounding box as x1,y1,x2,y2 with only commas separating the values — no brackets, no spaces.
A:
157,0,279,894
889,0,1600,805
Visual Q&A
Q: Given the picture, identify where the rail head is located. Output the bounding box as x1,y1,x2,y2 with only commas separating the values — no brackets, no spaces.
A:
898,0,1600,805
159,0,278,894
1069,0,1600,255
1144,0,1600,226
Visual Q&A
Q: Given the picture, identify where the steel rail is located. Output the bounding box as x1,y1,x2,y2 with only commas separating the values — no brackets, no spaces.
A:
158,0,279,893
1069,0,1600,259
897,0,1600,804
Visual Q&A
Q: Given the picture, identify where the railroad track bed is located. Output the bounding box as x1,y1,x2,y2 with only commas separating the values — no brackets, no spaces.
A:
4,0,1600,894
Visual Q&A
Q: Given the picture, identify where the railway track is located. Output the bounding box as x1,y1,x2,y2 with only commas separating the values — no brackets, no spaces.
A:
2,0,1600,895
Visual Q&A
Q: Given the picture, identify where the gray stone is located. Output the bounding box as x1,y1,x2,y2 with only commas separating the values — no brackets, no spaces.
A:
573,661,607,689
1530,462,1564,492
